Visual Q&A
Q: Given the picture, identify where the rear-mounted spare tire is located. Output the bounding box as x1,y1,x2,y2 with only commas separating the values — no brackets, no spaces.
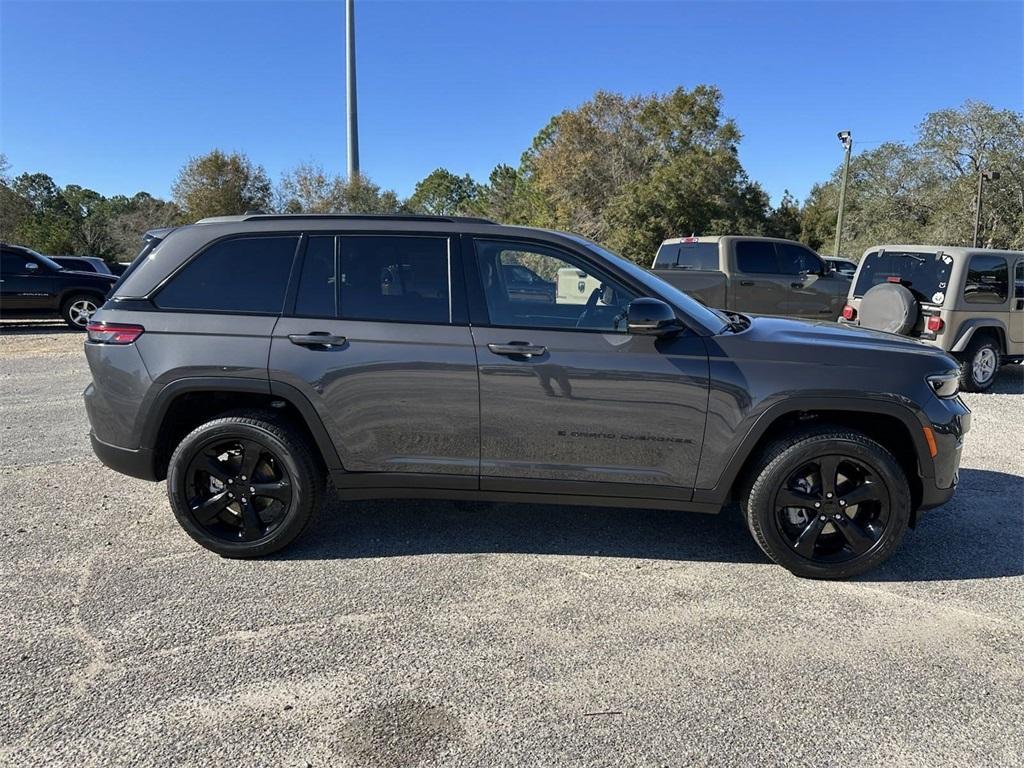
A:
858,283,919,335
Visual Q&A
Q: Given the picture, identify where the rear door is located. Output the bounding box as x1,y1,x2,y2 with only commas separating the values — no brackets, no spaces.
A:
1011,259,1024,346
466,237,708,496
269,233,479,485
731,240,789,314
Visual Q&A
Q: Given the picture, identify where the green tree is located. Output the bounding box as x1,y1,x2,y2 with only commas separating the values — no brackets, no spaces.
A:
407,168,480,216
275,164,401,214
172,149,272,221
475,163,525,223
105,192,181,262
765,191,803,240
8,173,77,254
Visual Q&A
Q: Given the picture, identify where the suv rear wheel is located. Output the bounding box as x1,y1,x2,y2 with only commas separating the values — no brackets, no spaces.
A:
167,412,323,557
957,334,1000,392
743,428,911,579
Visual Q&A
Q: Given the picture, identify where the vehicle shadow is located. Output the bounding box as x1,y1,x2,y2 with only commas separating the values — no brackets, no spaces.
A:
0,319,78,335
284,469,1022,582
282,496,766,565
861,467,1024,582
986,365,1024,395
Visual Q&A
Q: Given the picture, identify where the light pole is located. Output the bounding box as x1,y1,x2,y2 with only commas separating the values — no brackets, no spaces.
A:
973,170,1000,248
833,130,853,258
345,0,360,180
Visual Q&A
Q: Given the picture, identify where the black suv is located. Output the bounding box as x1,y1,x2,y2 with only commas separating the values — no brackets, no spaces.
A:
83,215,970,578
1,243,117,328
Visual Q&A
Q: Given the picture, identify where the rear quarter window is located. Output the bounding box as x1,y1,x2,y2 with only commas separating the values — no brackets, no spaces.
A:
963,255,1009,304
155,235,299,314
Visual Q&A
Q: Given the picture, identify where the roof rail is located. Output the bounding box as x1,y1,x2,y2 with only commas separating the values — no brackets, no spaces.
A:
238,213,497,225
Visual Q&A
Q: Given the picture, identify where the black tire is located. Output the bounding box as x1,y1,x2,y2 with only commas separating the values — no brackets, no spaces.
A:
956,334,1001,393
741,428,911,579
167,411,324,558
60,293,102,330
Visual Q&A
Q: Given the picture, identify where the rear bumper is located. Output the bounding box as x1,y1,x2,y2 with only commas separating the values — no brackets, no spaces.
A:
90,431,157,482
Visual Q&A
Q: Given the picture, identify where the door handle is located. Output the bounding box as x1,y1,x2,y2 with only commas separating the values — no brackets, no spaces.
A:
288,332,347,348
739,280,755,287
487,342,547,358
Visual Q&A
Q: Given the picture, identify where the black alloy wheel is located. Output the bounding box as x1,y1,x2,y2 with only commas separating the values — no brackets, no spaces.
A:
772,455,890,564
184,437,294,544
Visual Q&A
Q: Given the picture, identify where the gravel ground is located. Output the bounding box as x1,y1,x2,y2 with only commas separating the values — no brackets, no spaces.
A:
1,320,1022,767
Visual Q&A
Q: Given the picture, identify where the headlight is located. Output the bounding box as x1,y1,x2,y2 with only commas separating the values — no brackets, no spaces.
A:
927,371,960,398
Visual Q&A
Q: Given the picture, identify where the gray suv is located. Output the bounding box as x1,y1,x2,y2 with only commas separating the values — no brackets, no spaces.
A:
84,215,971,579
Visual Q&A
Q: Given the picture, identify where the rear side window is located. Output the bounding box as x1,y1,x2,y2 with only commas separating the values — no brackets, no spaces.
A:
155,236,298,313
339,235,450,324
735,241,778,274
294,235,337,317
963,255,1009,304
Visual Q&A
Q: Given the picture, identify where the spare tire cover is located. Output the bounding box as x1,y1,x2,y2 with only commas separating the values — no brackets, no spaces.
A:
859,283,919,335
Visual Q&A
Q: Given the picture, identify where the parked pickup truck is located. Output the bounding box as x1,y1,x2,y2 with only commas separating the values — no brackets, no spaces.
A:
651,236,851,320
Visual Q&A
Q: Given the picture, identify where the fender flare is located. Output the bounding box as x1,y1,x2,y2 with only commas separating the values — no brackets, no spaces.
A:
950,319,1007,353
691,395,931,506
139,376,342,471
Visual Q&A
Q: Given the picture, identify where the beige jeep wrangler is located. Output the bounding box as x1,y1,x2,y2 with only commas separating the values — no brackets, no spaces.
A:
839,245,1024,391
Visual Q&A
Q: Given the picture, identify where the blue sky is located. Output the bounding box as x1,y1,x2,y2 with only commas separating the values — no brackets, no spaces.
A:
2,0,1021,206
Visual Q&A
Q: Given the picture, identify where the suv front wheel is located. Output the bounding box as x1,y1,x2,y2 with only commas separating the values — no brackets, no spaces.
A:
957,334,1000,393
167,412,323,557
743,428,911,579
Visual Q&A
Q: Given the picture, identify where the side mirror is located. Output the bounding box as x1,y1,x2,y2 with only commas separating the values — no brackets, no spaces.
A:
25,262,39,271
627,297,683,336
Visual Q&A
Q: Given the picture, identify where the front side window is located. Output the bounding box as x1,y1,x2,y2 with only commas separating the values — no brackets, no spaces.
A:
338,235,450,324
735,241,779,274
475,239,635,332
777,243,822,275
963,255,1009,305
155,236,298,313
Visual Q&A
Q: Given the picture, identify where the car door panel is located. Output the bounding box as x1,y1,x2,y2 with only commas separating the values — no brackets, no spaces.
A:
270,318,480,477
474,327,708,489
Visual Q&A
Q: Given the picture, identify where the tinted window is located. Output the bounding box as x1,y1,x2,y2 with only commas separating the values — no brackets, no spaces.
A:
475,239,635,332
963,255,1009,304
156,236,298,313
339,236,450,324
1016,261,1024,302
294,235,337,317
777,243,822,275
735,241,779,274
1,251,27,274
653,243,678,268
853,250,952,304
677,242,719,270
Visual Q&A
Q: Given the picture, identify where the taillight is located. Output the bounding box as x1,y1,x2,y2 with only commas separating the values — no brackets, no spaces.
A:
926,315,944,333
841,304,857,321
86,322,144,344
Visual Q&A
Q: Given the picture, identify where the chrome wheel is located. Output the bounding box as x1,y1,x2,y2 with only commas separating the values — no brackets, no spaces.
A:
973,347,997,384
68,299,97,327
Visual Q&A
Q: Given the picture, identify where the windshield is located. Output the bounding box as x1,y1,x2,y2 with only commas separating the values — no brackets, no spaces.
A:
853,250,952,304
566,235,728,334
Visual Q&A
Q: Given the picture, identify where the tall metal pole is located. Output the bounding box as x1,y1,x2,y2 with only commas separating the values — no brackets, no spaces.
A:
345,0,360,180
833,131,852,258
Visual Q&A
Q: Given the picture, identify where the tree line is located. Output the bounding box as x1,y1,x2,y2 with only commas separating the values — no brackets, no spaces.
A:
1,87,1020,267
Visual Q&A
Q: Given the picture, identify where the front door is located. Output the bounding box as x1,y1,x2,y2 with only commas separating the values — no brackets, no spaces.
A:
269,233,480,484
731,240,791,315
467,238,709,496
0,249,56,311
776,242,843,318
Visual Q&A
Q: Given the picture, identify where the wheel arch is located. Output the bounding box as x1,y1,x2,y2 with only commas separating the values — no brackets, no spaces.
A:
693,398,929,514
950,319,1007,354
142,377,341,481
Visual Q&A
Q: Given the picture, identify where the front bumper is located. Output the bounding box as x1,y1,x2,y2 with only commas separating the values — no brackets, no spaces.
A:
918,398,970,511
90,431,158,482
